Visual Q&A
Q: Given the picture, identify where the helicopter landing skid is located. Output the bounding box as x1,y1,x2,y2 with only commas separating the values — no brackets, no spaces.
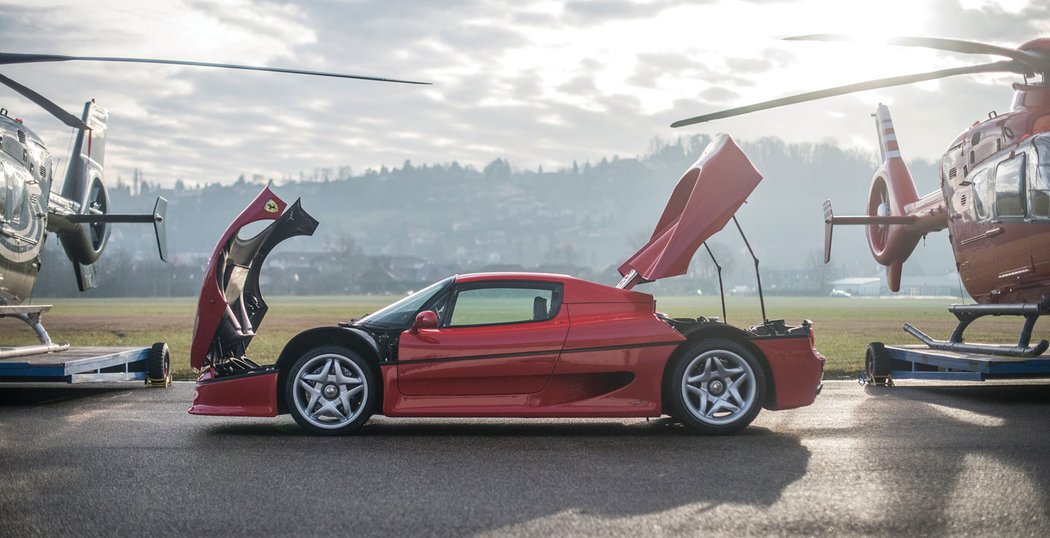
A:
0,305,70,360
862,298,1050,385
903,298,1050,358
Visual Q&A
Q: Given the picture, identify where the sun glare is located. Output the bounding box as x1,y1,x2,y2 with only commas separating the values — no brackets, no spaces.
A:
959,0,1030,11
487,0,942,117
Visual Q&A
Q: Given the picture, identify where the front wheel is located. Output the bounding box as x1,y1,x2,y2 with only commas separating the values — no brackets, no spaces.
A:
669,339,766,434
286,347,375,435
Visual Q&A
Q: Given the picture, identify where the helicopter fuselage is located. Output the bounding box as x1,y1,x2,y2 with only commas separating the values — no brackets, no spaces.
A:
0,110,51,305
937,85,1050,303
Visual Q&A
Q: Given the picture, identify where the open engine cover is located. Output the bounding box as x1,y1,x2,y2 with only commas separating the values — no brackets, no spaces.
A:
190,187,318,370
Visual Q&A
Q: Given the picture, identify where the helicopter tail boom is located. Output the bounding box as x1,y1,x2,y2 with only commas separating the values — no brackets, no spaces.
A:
44,100,166,291
824,104,948,291
53,101,110,290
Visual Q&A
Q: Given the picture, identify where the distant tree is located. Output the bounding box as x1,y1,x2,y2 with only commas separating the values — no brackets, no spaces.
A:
543,242,579,266
483,158,511,180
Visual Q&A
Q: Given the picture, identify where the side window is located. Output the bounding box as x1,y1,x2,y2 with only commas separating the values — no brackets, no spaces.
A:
447,285,558,327
1031,140,1050,219
994,153,1025,217
972,168,992,221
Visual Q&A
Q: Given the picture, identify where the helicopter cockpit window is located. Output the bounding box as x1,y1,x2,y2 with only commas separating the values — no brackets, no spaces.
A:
3,164,26,225
972,168,992,221
994,153,1025,218
1,134,22,165
1031,138,1050,219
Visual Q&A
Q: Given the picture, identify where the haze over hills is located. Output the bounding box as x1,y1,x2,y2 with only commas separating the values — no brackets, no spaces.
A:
34,134,955,297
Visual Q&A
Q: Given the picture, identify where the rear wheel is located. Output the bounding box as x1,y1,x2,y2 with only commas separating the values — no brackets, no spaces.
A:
286,346,375,435
669,339,765,434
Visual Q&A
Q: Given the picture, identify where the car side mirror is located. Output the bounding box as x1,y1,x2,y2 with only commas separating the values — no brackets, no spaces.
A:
410,310,439,333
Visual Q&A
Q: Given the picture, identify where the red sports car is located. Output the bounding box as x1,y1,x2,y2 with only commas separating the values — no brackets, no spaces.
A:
189,135,824,435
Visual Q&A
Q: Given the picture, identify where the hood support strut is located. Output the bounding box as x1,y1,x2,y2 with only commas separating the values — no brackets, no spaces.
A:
702,242,726,323
733,216,767,324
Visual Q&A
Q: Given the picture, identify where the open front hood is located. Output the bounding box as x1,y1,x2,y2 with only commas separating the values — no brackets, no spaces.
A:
618,135,762,289
190,187,318,370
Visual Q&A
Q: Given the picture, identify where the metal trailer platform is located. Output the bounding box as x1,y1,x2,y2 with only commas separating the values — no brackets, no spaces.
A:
876,343,1050,382
0,346,168,385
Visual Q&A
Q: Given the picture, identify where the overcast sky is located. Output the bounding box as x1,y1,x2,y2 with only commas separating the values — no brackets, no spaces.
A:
1,0,1048,187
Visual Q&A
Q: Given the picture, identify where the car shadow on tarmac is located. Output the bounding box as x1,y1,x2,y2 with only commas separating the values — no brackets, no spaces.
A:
194,417,811,531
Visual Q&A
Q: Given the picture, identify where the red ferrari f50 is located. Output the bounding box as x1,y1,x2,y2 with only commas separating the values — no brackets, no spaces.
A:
189,135,824,435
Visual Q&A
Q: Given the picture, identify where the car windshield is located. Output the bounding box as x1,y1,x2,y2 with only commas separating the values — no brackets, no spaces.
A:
355,276,454,329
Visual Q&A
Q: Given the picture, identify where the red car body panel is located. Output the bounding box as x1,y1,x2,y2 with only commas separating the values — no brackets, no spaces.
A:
754,337,826,410
382,344,678,417
189,369,279,417
619,134,763,286
561,302,684,350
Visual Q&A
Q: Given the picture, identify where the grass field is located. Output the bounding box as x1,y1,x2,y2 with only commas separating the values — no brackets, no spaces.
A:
3,294,1038,380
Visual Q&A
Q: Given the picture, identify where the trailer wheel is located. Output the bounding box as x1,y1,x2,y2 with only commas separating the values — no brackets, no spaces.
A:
286,346,375,436
668,338,765,434
146,342,171,387
865,342,893,386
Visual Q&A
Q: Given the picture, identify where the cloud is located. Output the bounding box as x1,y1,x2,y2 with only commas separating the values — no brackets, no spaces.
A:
1,0,1048,190
927,0,1050,42
699,86,739,103
562,0,688,24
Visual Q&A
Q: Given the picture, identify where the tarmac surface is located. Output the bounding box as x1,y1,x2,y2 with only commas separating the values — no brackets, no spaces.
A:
1,380,1049,536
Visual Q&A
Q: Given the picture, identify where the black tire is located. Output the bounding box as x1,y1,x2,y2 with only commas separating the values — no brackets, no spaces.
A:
285,346,375,435
668,338,766,434
865,342,892,386
146,342,171,387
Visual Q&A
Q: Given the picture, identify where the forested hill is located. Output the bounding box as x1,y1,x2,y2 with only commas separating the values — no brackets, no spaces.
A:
35,134,954,297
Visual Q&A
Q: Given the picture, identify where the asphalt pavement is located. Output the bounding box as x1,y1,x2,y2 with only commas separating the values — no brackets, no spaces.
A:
1,380,1049,536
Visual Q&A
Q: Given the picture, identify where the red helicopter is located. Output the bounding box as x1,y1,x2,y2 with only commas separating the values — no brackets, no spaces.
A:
673,35,1050,375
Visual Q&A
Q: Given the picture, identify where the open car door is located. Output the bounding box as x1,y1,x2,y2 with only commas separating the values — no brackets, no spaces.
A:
396,279,570,397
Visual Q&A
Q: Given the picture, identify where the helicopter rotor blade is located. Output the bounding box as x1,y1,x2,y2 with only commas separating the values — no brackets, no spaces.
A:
785,34,1047,66
0,52,431,85
0,73,90,129
671,59,1027,128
